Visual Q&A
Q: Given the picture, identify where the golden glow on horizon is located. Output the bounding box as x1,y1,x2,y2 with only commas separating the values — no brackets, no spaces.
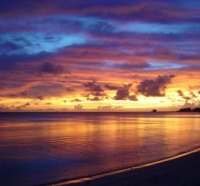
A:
0,58,200,112
1,88,199,112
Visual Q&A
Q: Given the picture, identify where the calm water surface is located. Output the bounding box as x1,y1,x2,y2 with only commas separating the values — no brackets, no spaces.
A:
0,112,200,185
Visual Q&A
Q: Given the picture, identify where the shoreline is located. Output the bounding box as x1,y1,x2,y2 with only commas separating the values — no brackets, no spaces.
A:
46,147,200,186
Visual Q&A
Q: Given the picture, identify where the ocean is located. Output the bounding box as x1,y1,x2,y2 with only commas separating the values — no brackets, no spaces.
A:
0,112,200,185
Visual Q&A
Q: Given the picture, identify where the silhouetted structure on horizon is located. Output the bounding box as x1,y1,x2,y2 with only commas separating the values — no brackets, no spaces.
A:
178,107,200,112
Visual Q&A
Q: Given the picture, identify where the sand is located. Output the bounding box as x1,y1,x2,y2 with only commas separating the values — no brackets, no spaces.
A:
49,148,200,186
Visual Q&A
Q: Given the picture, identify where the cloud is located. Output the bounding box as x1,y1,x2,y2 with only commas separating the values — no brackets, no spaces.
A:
114,84,130,100
35,96,44,100
16,102,31,110
102,61,150,70
83,81,108,101
0,51,51,71
1,1,199,24
177,90,184,97
38,62,65,75
0,41,22,52
4,83,70,99
25,84,67,98
177,90,198,104
128,95,138,101
0,1,199,112
83,81,106,99
137,74,175,97
71,99,81,102
190,91,197,98
104,84,121,90
114,84,137,101
87,96,102,101
84,81,104,93
74,104,83,111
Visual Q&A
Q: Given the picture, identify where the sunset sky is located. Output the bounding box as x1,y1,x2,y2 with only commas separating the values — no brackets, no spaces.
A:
0,0,200,112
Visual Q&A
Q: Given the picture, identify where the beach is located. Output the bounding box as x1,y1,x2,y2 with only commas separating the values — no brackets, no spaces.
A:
51,148,200,186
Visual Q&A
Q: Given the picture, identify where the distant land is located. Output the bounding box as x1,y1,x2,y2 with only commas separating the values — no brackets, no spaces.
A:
178,107,200,112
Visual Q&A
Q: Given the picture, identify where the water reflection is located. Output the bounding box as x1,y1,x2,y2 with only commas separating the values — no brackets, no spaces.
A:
0,112,200,185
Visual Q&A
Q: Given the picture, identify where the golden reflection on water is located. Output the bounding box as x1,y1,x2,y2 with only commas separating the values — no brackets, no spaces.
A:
0,113,200,185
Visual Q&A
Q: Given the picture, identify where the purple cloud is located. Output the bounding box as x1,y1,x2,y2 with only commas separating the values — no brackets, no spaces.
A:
38,62,65,75
137,75,175,97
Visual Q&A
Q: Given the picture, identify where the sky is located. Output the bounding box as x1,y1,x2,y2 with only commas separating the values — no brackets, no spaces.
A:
0,0,200,112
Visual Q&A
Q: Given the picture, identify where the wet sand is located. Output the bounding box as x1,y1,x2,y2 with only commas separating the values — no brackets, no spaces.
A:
49,148,200,186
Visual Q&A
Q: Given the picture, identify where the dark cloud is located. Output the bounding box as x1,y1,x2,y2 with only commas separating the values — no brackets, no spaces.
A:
84,81,105,97
87,96,102,101
177,90,184,97
177,90,191,101
115,85,130,100
104,84,121,90
137,75,175,97
128,95,138,101
38,62,65,75
114,84,137,101
35,96,44,100
71,99,81,102
190,91,197,98
84,81,104,92
0,52,51,71
83,81,107,101
177,90,198,102
0,41,22,51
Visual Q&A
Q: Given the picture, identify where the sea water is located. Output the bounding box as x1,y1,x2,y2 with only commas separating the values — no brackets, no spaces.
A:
0,112,200,185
